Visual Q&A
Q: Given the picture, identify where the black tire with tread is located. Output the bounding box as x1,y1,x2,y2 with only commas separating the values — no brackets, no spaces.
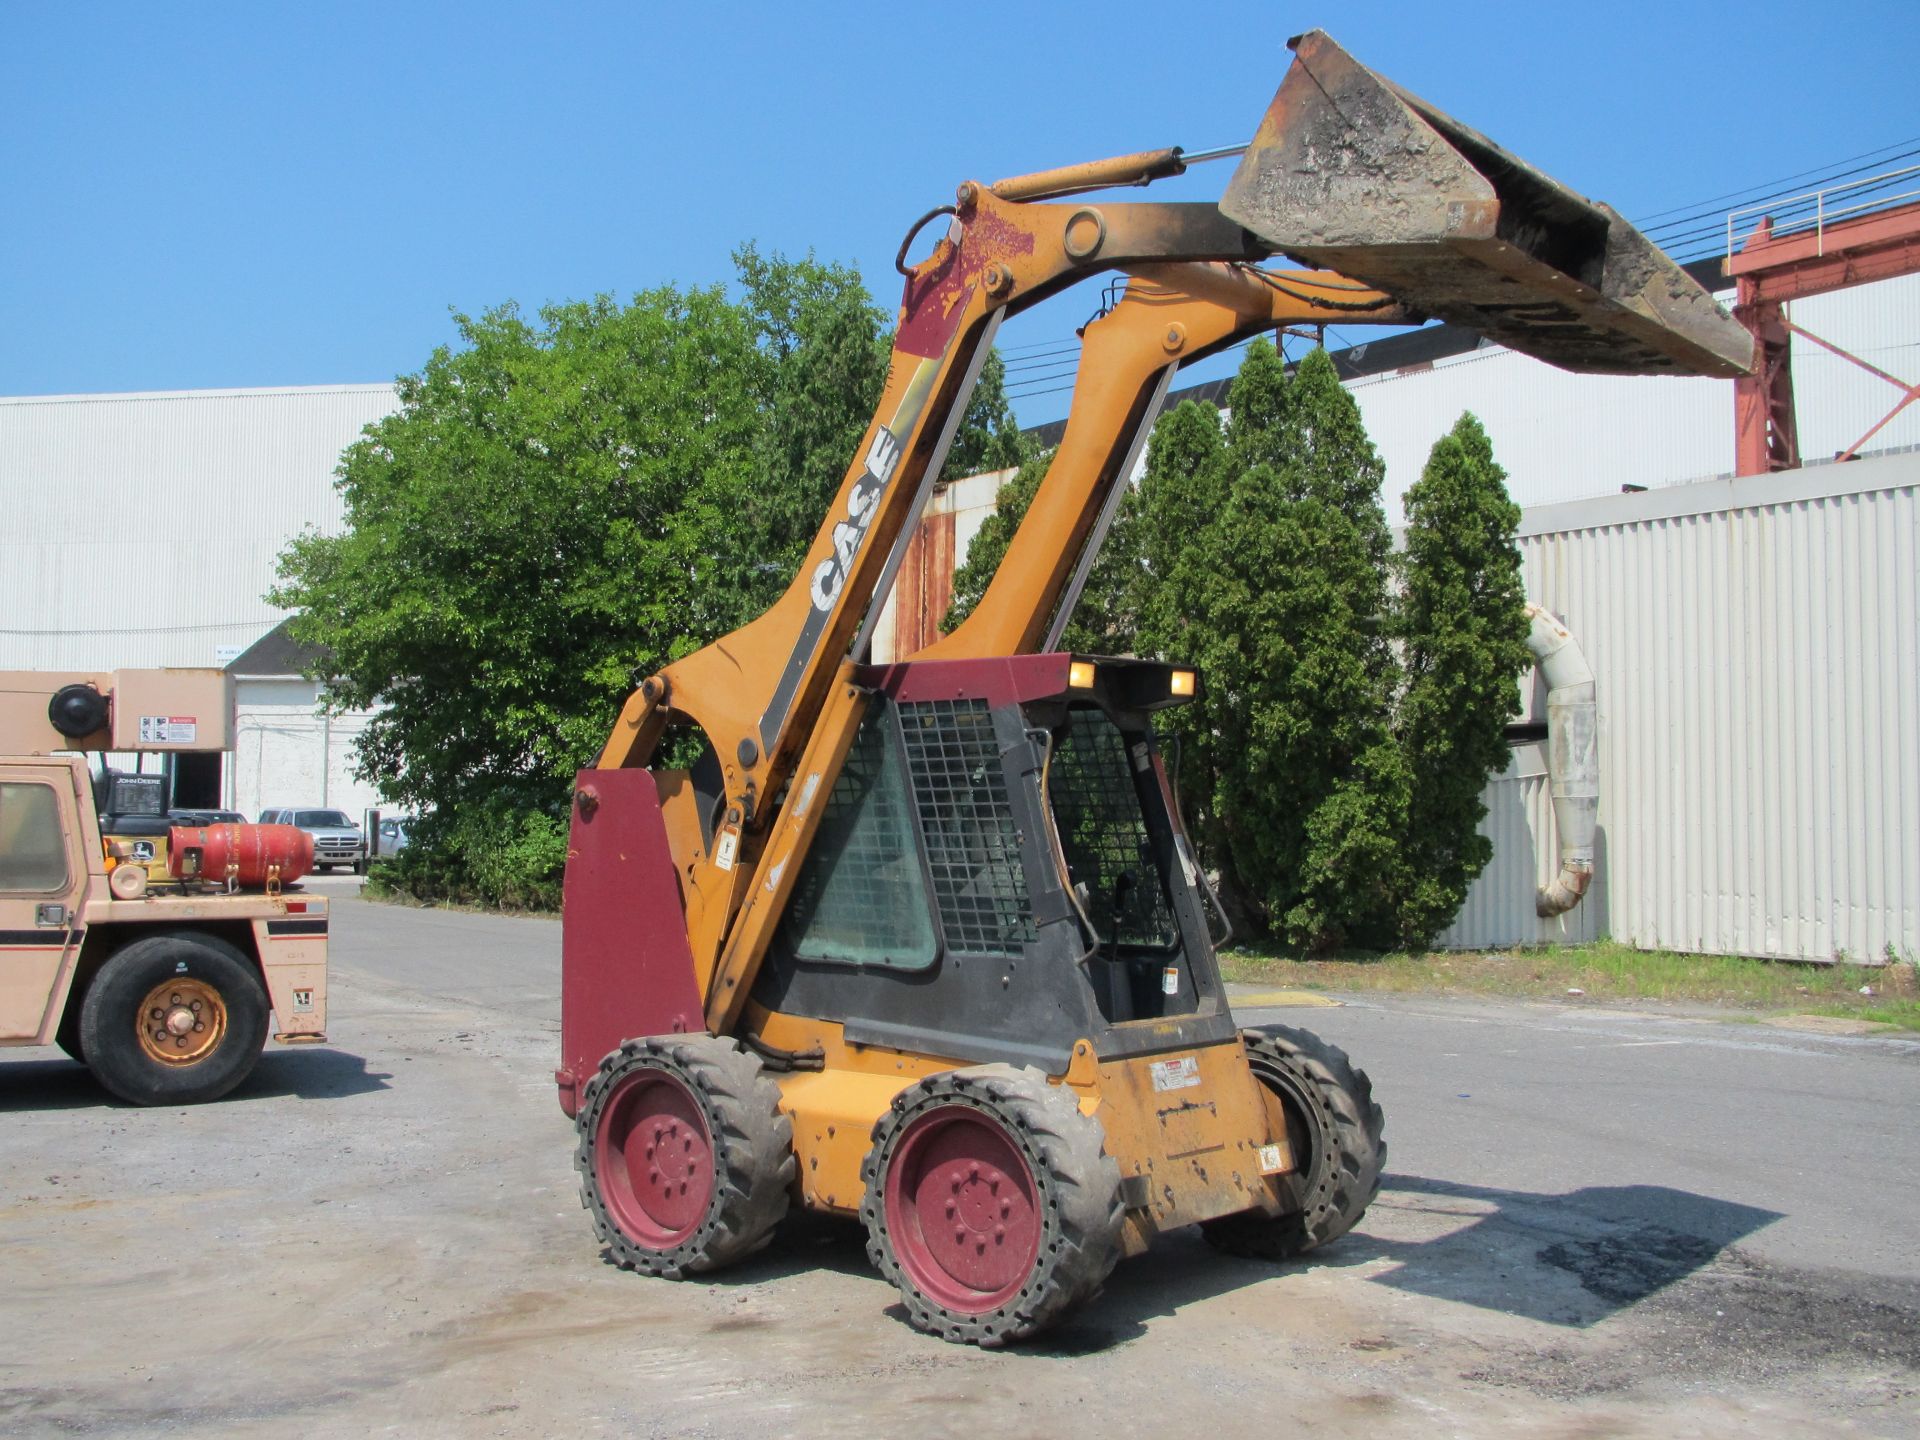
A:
1202,1025,1385,1261
861,1064,1125,1348
55,1000,86,1064
78,932,270,1106
576,1035,794,1280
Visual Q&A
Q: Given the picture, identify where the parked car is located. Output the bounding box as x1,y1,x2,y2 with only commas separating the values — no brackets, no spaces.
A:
168,808,247,826
259,808,366,872
373,815,412,859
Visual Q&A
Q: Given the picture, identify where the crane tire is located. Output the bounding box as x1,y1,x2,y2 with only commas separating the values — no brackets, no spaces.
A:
862,1065,1124,1348
78,932,270,1106
1202,1025,1385,1261
577,1035,793,1280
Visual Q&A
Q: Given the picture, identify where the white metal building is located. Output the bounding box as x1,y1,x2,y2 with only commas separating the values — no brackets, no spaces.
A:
0,383,398,672
1441,450,1918,962
0,383,398,814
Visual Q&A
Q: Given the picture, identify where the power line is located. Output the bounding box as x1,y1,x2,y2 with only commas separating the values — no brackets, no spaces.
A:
1633,136,1920,224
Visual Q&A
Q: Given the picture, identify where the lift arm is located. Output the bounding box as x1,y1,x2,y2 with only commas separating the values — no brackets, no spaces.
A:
920,261,1415,661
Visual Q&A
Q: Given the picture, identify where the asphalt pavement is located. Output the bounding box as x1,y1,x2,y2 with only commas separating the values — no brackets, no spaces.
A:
3,892,1914,1438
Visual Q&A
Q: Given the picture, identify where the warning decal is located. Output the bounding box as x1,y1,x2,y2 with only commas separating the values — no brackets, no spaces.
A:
1148,1055,1202,1093
138,715,198,744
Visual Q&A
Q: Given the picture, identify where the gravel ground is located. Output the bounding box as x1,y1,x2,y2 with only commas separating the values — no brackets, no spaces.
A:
2,897,1915,1438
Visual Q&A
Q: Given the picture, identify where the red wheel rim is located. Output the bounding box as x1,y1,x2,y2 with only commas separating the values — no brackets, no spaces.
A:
884,1104,1042,1314
594,1069,714,1249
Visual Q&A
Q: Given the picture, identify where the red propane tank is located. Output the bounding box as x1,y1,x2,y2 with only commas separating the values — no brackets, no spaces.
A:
167,823,315,886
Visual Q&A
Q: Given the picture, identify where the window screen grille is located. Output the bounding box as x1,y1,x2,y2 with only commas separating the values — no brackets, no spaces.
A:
1046,710,1178,948
781,707,937,969
898,699,1036,957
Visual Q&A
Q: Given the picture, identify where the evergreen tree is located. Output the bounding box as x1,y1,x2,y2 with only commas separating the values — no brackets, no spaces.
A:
1126,343,1409,947
1392,412,1531,945
1134,399,1229,660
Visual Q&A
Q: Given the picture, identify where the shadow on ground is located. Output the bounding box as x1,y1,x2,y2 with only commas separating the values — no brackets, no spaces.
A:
632,1171,1782,1356
1334,1173,1782,1326
0,1046,392,1112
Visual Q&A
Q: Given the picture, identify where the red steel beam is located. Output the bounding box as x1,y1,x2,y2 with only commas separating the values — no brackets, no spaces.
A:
1725,199,1920,303
1728,198,1920,474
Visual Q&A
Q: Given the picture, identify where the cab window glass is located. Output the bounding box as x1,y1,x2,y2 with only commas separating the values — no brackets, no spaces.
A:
782,705,937,970
0,783,69,892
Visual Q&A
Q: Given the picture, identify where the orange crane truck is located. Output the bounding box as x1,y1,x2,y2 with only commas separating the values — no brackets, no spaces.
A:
556,31,1750,1344
0,668,328,1105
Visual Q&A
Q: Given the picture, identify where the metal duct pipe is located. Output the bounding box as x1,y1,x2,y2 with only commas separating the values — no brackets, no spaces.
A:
1525,603,1598,917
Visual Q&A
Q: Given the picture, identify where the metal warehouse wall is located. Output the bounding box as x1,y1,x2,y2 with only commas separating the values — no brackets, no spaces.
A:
1441,449,1920,962
0,384,398,671
1351,272,1920,519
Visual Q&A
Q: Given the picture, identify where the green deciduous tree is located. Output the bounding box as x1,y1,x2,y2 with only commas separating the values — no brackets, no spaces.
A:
272,252,902,907
1391,412,1531,945
734,244,890,585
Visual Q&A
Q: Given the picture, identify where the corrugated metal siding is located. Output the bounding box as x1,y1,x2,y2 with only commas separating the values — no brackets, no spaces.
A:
0,385,398,670
1442,450,1920,961
1443,747,1606,949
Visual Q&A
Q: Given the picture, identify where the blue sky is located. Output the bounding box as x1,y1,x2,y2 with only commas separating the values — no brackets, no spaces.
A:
5,2,1916,421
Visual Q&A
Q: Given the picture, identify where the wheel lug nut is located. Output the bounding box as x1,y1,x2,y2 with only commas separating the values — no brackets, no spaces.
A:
945,1201,957,1218
968,1164,980,1181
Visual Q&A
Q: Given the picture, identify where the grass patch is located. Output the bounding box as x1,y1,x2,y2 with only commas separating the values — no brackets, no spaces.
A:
1220,940,1920,1029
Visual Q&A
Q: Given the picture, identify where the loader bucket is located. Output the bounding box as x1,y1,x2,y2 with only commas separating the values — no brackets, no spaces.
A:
1222,30,1751,378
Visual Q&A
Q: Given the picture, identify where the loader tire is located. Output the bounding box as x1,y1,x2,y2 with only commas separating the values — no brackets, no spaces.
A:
576,1035,793,1280
862,1065,1124,1348
1202,1025,1384,1261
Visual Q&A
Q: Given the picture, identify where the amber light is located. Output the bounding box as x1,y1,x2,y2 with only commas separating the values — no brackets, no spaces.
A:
1068,660,1097,690
1170,669,1196,697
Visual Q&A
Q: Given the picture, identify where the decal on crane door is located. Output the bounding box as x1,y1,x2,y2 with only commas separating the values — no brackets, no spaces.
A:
757,351,942,757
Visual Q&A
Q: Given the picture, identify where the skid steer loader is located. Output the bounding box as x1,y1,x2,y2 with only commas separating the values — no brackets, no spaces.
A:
555,30,1748,1345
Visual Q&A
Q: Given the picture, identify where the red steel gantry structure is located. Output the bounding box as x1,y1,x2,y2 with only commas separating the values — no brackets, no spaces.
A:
1729,168,1920,475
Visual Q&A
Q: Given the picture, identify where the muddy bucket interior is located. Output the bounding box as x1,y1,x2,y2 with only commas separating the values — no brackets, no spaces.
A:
1221,30,1750,378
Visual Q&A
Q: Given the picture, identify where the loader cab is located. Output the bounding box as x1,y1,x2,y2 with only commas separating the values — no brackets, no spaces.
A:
751,653,1236,1073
